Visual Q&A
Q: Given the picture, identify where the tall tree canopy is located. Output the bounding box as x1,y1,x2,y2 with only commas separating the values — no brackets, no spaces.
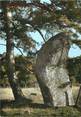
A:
0,0,81,102
1,0,81,48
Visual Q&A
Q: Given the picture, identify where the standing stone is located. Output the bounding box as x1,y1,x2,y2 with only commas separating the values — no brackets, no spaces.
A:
35,32,75,107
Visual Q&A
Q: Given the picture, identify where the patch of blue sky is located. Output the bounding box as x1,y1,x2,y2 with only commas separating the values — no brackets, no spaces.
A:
0,0,81,57
1,34,81,58
30,31,81,58
0,32,81,57
68,44,81,58
0,39,24,55
0,46,6,54
29,31,44,50
0,40,6,54
14,47,24,56
41,0,51,4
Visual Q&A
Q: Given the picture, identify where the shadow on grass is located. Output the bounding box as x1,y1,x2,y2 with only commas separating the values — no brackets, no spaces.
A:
0,99,81,117
1,99,81,110
0,99,50,109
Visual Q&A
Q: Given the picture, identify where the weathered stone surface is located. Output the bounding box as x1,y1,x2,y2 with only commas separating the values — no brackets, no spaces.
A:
35,32,75,107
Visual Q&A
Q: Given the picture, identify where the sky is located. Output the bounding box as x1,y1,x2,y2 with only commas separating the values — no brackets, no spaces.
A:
0,0,81,58
41,0,51,4
29,32,81,58
1,31,81,58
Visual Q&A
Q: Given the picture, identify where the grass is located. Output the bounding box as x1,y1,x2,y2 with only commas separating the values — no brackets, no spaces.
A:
0,106,81,117
0,86,81,117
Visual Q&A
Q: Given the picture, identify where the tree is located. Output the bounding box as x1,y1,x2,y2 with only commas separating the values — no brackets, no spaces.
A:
0,1,36,101
0,0,81,104
1,1,25,101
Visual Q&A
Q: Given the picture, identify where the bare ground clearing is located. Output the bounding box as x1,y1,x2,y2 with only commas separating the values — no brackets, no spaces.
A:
0,87,43,103
0,86,80,103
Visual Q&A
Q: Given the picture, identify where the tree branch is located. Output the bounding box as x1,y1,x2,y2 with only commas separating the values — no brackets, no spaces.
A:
14,17,46,43
0,43,24,55
35,28,46,42
72,40,81,45
0,44,33,73
15,46,24,55
5,2,55,13
75,85,81,106
71,39,81,49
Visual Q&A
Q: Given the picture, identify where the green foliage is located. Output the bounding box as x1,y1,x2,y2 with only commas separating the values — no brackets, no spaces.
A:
0,0,81,87
0,55,81,87
67,56,81,85
1,0,81,50
0,55,37,87
0,1,37,53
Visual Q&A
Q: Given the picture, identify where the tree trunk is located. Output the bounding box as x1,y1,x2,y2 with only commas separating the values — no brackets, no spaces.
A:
36,74,54,106
2,2,24,101
75,85,81,106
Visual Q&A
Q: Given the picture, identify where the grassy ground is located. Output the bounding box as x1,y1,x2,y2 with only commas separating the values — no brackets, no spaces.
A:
0,86,81,117
1,106,81,117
